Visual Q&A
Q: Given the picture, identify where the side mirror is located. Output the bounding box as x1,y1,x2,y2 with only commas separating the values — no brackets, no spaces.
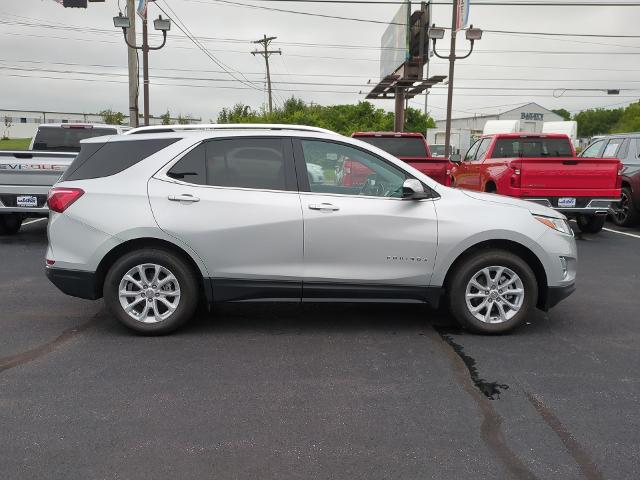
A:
449,153,461,163
402,179,430,200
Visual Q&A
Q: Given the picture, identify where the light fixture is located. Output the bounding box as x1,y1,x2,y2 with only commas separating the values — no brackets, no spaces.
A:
466,26,483,41
428,26,446,40
153,15,171,32
113,12,131,29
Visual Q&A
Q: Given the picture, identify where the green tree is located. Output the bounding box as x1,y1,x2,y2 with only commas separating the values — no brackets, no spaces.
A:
99,109,125,125
612,101,640,133
160,110,172,125
573,107,623,137
552,108,571,121
215,98,436,136
177,114,195,125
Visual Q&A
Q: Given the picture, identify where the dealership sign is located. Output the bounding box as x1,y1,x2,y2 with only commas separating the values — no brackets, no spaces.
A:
521,112,544,121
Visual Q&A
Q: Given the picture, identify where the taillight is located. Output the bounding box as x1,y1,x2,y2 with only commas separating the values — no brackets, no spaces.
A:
510,160,522,188
616,161,623,189
47,187,84,213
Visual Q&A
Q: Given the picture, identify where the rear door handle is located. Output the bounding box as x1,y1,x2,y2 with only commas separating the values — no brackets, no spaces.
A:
309,203,339,211
168,194,200,203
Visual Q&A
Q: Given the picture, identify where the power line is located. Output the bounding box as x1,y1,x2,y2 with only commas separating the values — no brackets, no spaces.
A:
154,0,262,91
185,0,640,5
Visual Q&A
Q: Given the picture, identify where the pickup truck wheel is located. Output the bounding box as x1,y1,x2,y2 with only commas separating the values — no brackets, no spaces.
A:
447,249,537,334
0,214,23,235
610,187,640,227
103,249,199,335
576,214,605,234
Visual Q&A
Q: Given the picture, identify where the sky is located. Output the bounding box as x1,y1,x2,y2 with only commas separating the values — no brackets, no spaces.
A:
1,0,639,121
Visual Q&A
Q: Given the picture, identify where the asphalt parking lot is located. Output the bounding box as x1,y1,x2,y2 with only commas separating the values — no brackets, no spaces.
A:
1,219,639,480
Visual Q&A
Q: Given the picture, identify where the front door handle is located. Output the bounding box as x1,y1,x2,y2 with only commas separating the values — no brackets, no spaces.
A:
309,203,339,211
168,194,200,203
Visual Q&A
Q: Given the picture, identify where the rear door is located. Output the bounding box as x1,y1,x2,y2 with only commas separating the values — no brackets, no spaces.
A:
293,138,438,297
148,137,303,301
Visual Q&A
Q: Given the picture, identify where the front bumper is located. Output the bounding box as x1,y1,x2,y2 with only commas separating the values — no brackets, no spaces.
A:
45,267,101,300
540,282,576,311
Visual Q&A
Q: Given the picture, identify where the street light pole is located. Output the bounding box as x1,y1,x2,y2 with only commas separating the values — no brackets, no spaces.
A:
429,19,482,159
114,11,170,126
142,15,150,126
126,0,138,127
444,0,458,159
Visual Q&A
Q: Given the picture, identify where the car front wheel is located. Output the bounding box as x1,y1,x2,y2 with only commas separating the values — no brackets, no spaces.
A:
103,248,199,335
447,249,538,334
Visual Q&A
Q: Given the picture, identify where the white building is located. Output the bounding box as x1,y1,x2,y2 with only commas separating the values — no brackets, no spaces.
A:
435,102,564,136
1,109,201,139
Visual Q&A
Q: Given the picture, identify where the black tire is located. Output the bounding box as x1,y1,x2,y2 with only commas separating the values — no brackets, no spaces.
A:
0,214,23,235
610,186,640,227
103,248,199,335
576,214,605,234
447,249,538,334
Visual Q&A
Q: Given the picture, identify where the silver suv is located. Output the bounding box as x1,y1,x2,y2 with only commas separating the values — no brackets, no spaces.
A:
45,124,577,335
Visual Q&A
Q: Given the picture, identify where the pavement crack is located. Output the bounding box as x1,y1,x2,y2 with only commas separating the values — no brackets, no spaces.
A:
525,391,604,480
0,316,98,374
426,328,539,480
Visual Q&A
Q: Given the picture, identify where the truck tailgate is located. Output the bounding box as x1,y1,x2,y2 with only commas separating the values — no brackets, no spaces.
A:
399,157,451,185
520,157,620,196
0,151,76,186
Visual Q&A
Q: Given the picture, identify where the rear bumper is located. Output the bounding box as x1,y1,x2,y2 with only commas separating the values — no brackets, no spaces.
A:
45,267,101,300
0,185,51,213
541,282,576,311
526,197,619,215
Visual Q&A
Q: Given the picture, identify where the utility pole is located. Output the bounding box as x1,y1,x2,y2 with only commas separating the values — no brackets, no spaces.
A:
252,35,281,114
126,0,138,127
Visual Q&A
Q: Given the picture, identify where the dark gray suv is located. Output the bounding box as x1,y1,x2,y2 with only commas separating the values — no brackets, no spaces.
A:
581,133,640,227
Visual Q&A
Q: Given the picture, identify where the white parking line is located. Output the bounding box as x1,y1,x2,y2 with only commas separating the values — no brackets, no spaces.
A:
602,227,640,239
569,219,640,239
22,218,48,226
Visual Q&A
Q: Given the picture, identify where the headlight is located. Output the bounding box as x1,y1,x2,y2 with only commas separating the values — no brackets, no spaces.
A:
533,215,573,236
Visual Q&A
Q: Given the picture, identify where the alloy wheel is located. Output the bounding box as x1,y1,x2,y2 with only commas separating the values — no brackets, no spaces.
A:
118,263,181,323
465,266,525,324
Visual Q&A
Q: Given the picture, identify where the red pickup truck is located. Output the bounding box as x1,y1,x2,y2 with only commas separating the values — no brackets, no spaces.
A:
452,133,622,233
351,132,452,186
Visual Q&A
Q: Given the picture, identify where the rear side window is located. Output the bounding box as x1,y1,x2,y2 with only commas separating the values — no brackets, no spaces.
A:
33,126,117,152
602,138,624,158
166,138,288,191
492,138,573,158
62,139,178,181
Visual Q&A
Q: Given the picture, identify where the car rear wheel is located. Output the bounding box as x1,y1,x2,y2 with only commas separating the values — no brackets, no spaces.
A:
447,249,538,334
0,214,23,235
610,187,639,227
576,214,605,234
104,249,199,335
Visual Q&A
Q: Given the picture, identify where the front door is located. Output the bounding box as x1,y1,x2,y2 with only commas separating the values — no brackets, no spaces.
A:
148,137,303,300
293,138,438,298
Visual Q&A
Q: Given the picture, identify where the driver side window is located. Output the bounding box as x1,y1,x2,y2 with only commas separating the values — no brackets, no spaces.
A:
300,140,408,198
464,140,481,162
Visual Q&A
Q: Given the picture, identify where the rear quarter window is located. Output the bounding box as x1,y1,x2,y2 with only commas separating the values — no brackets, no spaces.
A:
61,138,179,181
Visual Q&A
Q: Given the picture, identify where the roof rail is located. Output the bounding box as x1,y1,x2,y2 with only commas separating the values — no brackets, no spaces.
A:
124,123,339,136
